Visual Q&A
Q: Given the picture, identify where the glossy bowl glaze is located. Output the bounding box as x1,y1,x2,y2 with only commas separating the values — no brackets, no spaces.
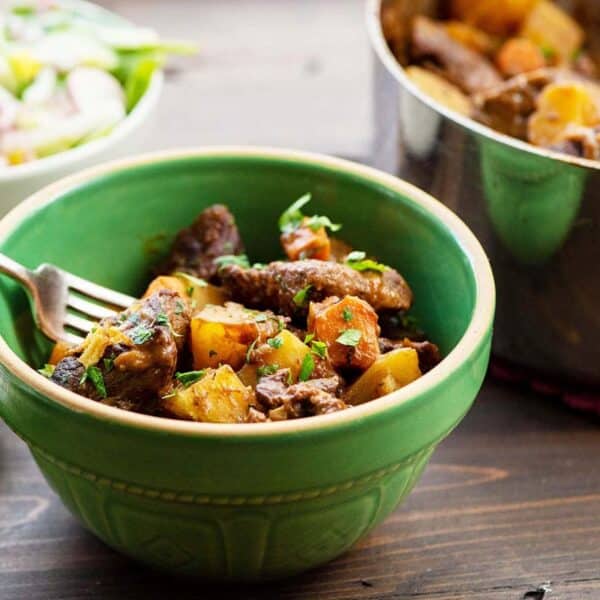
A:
368,0,600,391
0,147,494,580
0,0,163,216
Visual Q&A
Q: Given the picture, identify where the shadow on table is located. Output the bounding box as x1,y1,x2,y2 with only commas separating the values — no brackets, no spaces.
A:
76,537,328,600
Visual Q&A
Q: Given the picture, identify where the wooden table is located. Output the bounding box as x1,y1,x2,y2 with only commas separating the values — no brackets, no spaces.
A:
2,1,600,598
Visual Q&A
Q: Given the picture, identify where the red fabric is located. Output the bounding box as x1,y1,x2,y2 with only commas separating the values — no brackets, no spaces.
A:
490,358,600,417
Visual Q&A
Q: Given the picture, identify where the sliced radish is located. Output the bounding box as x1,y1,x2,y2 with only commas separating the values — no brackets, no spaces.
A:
32,31,118,71
22,67,57,106
0,87,20,131
1,101,125,157
66,66,125,114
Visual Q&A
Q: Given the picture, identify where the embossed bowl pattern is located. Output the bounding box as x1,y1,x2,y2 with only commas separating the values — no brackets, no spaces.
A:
0,148,495,580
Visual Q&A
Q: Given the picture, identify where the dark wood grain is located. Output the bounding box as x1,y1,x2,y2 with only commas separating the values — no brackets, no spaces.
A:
2,381,600,599
2,1,600,598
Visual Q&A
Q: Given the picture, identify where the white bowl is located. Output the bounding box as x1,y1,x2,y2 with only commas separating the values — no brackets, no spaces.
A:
0,0,165,215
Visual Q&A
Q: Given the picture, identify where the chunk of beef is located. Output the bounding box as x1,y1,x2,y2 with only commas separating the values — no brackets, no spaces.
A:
378,310,424,341
51,356,86,392
51,290,191,410
378,337,441,373
219,259,412,318
254,369,347,420
472,68,596,142
473,69,556,139
548,125,600,160
381,0,442,66
157,204,244,282
411,16,502,94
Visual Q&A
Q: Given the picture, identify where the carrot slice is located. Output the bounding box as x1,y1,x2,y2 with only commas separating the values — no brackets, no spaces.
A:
308,295,380,371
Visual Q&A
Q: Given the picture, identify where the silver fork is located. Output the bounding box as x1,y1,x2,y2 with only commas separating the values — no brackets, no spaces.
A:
0,253,137,345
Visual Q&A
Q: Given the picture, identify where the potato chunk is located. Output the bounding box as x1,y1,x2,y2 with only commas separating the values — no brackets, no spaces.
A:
143,275,188,300
190,303,283,370
450,0,538,36
528,82,600,147
308,295,380,371
163,365,252,423
238,329,312,387
143,274,227,314
520,0,583,64
405,66,472,116
173,272,226,312
345,348,421,405
444,21,497,55
190,303,259,370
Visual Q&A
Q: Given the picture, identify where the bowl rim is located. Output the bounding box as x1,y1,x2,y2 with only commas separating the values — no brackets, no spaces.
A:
0,146,495,437
365,0,600,173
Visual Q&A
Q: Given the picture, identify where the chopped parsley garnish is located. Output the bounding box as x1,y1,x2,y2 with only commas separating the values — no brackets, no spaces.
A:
214,254,250,269
81,365,107,398
336,329,362,347
305,215,342,233
103,358,114,372
303,334,327,357
246,339,258,363
274,316,285,333
345,251,388,273
298,353,315,381
252,262,267,270
156,312,169,326
267,335,284,349
279,193,312,233
186,286,194,297
175,370,206,387
257,363,280,377
342,307,353,322
279,193,341,234
175,300,186,315
131,326,153,345
310,340,328,359
541,45,556,60
293,284,312,307
38,364,55,378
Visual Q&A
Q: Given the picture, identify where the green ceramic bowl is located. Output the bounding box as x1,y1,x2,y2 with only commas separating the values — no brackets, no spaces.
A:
0,147,495,580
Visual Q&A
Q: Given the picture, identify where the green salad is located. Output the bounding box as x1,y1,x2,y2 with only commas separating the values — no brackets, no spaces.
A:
0,0,194,166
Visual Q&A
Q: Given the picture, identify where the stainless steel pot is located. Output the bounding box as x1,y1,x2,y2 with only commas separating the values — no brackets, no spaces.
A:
368,0,600,389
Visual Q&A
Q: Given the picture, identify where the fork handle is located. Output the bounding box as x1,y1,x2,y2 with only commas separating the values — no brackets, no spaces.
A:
0,253,34,291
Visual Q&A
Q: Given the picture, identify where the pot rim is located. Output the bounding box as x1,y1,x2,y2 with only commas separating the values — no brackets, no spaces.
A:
0,146,495,438
365,0,600,173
